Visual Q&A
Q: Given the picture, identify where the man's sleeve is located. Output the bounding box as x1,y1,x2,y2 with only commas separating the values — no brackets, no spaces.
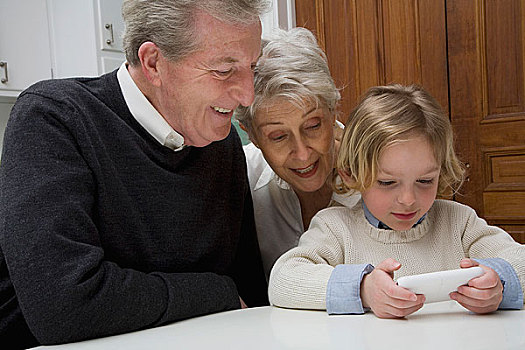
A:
229,188,269,307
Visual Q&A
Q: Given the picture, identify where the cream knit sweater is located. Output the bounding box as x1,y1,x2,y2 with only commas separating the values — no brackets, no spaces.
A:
269,199,525,310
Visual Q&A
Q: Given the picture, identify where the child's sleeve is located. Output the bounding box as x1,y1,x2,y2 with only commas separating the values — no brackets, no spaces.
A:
268,211,372,313
461,205,525,307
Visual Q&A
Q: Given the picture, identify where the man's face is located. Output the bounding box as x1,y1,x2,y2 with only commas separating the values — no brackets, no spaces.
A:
155,11,262,147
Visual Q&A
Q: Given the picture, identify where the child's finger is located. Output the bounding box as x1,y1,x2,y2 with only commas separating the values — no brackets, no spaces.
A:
375,258,401,278
381,300,425,318
466,266,498,289
457,282,502,300
459,258,479,268
450,289,501,314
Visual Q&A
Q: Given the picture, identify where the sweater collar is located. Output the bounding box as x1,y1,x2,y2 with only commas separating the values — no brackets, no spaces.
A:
354,199,431,243
362,201,427,230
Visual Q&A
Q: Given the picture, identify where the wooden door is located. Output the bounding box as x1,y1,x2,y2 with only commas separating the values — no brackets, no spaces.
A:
296,0,525,243
295,0,448,121
447,0,525,243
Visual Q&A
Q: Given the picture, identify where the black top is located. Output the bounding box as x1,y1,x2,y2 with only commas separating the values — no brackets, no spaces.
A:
0,71,268,348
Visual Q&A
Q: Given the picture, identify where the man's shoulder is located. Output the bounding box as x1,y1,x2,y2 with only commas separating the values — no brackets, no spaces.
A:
19,71,118,105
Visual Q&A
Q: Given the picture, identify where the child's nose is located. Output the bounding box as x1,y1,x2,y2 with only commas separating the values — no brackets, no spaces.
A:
398,186,416,206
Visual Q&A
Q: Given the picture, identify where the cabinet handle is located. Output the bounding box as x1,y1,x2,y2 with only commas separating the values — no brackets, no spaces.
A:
0,61,7,84
105,23,114,45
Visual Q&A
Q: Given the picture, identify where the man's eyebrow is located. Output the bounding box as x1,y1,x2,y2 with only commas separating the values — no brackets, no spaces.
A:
211,57,238,65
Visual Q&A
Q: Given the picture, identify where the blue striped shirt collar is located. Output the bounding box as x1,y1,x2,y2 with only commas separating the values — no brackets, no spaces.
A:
362,201,426,229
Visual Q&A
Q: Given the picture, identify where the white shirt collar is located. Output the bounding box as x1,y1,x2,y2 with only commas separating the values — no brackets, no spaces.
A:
117,62,186,151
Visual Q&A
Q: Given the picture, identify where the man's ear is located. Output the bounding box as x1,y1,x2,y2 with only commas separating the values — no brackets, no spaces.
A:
239,122,259,148
337,169,354,187
137,42,163,87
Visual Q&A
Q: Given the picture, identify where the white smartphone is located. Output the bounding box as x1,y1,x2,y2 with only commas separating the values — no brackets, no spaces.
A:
396,267,484,303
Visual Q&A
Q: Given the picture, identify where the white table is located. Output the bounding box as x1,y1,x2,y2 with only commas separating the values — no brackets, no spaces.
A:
33,301,525,349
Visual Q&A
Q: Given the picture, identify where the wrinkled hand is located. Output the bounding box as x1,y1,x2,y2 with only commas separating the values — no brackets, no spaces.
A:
449,258,503,314
361,258,425,318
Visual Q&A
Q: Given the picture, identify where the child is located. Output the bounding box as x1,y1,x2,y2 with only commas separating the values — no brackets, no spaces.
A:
268,84,524,318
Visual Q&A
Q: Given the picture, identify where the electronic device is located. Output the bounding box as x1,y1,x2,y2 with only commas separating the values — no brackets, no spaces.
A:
396,267,484,303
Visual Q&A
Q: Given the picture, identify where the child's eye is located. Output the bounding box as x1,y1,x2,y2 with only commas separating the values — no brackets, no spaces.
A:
418,179,434,185
378,180,395,186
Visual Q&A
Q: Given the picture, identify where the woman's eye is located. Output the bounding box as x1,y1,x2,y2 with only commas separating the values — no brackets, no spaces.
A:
378,180,395,186
307,122,321,130
304,118,322,130
269,134,286,142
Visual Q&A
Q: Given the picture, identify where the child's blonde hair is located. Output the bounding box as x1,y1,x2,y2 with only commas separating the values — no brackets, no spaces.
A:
335,84,465,196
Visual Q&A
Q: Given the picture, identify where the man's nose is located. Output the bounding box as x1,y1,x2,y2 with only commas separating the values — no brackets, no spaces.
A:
230,68,255,107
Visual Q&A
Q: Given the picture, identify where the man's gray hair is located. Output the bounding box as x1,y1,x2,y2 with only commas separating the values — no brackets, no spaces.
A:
235,27,340,135
122,0,270,66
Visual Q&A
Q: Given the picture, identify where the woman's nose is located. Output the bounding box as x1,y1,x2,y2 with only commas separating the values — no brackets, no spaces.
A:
292,138,311,161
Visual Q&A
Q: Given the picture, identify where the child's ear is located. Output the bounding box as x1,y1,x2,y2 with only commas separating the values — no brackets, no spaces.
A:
337,169,355,187
239,122,259,148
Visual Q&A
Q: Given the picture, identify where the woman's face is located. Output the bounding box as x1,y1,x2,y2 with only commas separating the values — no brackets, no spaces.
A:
251,99,336,193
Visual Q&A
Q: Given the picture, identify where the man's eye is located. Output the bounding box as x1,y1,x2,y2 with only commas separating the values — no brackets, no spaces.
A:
214,69,233,77
378,180,395,186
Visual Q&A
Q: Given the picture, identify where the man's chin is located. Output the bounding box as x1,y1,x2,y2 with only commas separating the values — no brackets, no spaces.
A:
189,130,231,147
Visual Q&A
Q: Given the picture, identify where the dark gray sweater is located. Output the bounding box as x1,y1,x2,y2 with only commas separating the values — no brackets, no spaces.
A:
0,71,268,348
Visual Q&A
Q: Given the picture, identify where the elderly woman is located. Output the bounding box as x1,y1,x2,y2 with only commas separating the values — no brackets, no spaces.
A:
236,28,360,277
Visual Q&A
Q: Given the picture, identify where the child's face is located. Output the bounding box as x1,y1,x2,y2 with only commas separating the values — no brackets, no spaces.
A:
361,135,440,230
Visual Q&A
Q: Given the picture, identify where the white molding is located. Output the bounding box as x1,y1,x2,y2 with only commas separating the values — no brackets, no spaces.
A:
261,0,296,38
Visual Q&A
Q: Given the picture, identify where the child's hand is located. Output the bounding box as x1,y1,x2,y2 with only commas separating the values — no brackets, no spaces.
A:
360,258,425,318
449,258,503,314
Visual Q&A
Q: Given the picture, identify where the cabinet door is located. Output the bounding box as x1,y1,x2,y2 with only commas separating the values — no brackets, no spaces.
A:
0,0,52,95
94,0,125,73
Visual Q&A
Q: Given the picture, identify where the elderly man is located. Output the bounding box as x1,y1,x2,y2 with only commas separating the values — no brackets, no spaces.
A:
0,0,269,348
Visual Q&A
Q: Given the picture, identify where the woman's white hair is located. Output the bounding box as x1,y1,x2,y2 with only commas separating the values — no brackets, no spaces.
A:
122,0,270,66
235,27,340,134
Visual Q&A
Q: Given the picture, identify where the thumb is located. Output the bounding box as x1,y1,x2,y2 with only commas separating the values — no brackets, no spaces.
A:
376,258,401,278
460,258,479,268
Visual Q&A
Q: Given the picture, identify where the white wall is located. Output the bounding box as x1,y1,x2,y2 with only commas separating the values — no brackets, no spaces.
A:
261,0,296,38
